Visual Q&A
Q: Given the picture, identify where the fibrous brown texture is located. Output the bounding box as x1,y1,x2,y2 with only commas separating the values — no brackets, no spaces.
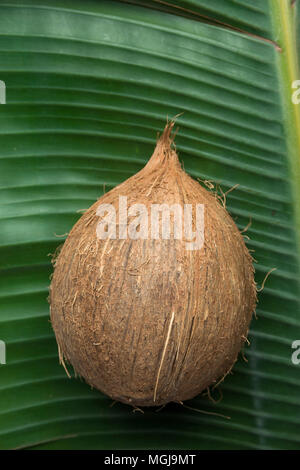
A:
50,122,257,407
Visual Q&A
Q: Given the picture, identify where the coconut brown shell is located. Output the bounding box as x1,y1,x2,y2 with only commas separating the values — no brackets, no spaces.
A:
50,122,257,407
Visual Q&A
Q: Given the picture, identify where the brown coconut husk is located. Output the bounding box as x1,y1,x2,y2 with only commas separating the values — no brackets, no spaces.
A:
50,121,257,407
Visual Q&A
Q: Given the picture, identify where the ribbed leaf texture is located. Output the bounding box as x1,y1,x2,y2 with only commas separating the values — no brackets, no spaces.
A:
118,0,273,38
0,0,300,450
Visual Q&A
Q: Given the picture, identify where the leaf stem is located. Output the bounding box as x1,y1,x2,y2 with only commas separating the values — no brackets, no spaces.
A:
270,0,300,265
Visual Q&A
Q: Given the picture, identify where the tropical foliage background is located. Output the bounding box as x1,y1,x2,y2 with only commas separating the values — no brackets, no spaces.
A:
0,0,300,450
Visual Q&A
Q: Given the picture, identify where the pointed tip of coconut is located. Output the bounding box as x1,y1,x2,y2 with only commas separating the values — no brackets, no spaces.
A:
144,118,182,172
159,113,184,146
159,119,176,145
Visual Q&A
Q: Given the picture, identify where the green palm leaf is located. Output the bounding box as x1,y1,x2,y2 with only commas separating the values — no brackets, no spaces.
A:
0,0,300,450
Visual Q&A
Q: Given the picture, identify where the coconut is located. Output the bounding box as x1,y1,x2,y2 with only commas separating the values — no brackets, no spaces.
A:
50,121,257,407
